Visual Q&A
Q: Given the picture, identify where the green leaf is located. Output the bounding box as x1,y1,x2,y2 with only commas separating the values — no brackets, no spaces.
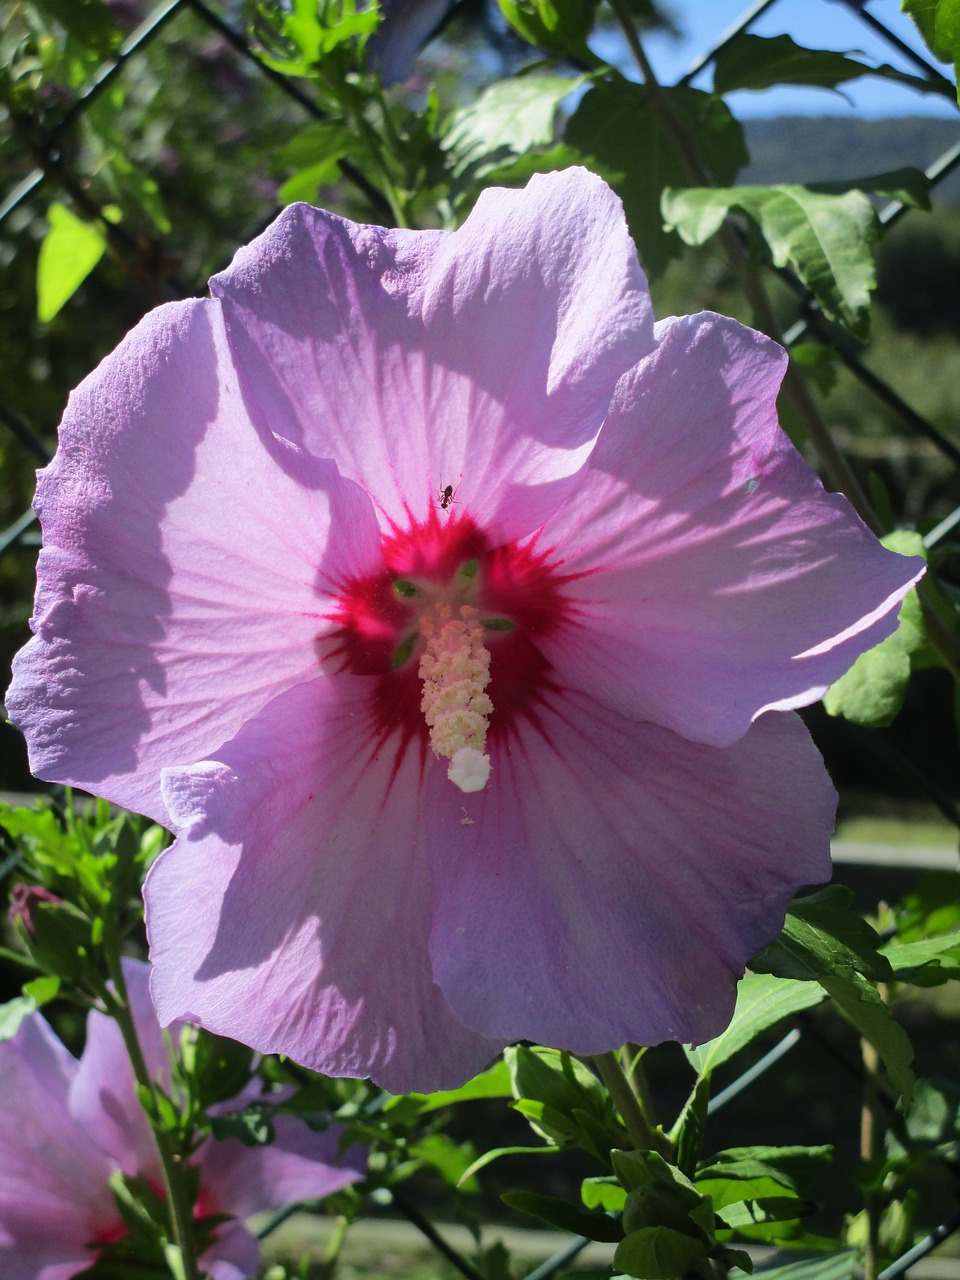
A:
0,995,37,1041
261,0,379,74
616,1151,715,1244
506,1046,609,1128
896,871,960,944
698,1146,833,1196
36,202,108,323
496,0,598,58
889,1077,960,1159
673,1074,710,1178
881,933,960,985
457,1142,562,1186
565,81,747,278
275,121,353,204
824,530,926,726
394,1059,512,1113
696,1175,802,1210
582,1176,628,1213
189,1029,254,1109
713,33,950,99
37,0,123,55
811,168,932,210
410,1133,480,1192
820,974,915,1100
662,184,879,338
750,890,915,1099
502,1190,622,1242
749,886,893,985
902,0,960,65
18,899,94,981
716,1196,815,1230
685,973,823,1077
823,590,925,725
210,1103,276,1147
614,1226,710,1278
749,1251,857,1280
443,75,578,200
790,342,839,396
22,974,61,1006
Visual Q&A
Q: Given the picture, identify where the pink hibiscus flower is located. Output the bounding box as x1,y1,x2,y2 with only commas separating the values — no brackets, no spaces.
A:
7,169,922,1092
0,960,363,1280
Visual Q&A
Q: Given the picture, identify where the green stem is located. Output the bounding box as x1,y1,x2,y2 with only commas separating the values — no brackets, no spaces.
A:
860,983,889,1280
102,949,202,1280
315,1213,350,1280
622,1045,657,1125
593,1052,670,1156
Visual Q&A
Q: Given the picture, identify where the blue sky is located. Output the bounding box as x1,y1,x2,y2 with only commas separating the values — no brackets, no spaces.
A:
610,0,960,117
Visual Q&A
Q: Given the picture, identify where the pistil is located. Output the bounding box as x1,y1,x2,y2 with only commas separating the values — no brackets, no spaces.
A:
419,603,493,793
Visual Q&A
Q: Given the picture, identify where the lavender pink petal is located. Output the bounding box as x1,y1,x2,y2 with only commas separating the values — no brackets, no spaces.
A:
427,699,836,1050
210,168,654,542
145,676,504,1092
6,299,383,824
539,313,925,746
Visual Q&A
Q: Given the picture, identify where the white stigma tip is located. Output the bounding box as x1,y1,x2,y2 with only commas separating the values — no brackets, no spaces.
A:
448,747,491,794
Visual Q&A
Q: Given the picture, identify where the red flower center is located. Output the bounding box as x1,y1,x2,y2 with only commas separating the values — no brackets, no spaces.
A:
324,507,577,768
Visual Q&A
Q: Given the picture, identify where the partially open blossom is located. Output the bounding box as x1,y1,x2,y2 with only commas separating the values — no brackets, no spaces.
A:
0,960,363,1280
7,882,60,934
7,169,923,1092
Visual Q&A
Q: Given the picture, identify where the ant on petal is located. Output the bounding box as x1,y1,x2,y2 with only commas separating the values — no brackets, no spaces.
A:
436,482,460,512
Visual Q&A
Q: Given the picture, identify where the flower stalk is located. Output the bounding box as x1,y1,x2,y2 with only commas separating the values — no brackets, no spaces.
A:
593,1051,671,1157
101,942,202,1280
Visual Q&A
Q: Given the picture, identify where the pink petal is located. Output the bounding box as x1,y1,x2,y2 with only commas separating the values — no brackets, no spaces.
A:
211,168,654,542
199,1222,261,1280
538,313,925,746
427,694,836,1050
7,299,383,822
198,1116,364,1221
145,675,504,1092
69,958,171,1186
0,1016,119,1279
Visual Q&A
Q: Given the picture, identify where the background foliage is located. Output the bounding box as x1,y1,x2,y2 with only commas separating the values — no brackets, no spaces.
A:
1,1,960,1278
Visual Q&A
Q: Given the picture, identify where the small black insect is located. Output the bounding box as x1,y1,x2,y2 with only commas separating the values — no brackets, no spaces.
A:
437,482,459,511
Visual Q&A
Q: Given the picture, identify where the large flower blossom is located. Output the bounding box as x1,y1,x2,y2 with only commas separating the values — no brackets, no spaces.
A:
8,169,922,1092
0,960,363,1280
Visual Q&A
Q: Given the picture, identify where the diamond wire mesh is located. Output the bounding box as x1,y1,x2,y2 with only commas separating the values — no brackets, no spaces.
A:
0,2,959,1273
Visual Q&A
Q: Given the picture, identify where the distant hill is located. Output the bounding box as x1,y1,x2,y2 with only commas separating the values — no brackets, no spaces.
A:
741,115,960,201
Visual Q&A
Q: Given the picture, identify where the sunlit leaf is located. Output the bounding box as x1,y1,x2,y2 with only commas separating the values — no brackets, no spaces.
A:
0,995,37,1042
662,183,879,337
824,530,926,727
37,203,108,323
685,973,823,1077
902,0,960,64
750,886,893,985
443,75,579,200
